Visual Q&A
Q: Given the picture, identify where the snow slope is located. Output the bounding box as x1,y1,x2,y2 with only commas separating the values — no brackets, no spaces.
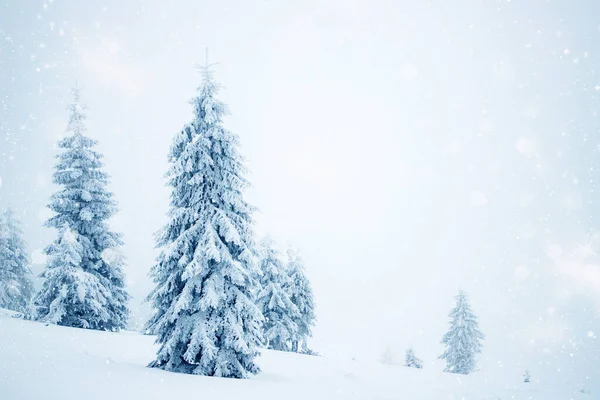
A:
0,309,585,399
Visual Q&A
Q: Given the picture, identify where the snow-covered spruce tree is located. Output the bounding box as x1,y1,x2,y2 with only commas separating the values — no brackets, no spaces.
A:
145,65,263,378
439,290,484,375
285,248,315,353
0,208,34,312
523,369,530,383
35,225,115,326
256,237,299,351
404,348,423,369
34,88,129,330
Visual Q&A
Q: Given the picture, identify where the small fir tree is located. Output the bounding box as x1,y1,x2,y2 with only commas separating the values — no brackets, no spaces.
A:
145,64,263,378
380,346,395,365
299,345,320,356
35,226,114,326
404,348,423,369
523,369,531,383
0,208,34,312
439,290,484,375
34,88,129,330
285,248,316,353
256,238,299,351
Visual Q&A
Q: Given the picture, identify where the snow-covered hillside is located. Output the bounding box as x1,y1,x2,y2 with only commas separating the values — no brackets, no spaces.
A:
0,309,584,399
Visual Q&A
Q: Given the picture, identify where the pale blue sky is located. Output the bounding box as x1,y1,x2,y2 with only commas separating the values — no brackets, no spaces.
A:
1,0,599,391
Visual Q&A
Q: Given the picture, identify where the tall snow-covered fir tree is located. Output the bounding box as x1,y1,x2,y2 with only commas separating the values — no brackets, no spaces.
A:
33,88,129,330
285,248,315,353
404,348,423,369
439,290,484,375
256,238,300,352
145,65,263,378
0,208,34,312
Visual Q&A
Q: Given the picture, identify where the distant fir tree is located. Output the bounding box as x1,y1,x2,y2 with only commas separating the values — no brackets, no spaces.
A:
0,208,34,312
404,348,423,369
300,347,321,356
33,88,129,330
256,238,299,351
380,346,395,365
145,65,263,378
439,290,484,375
285,248,315,353
523,369,530,383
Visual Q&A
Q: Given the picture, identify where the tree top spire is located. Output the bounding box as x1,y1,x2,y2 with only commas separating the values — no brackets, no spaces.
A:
67,83,87,136
193,47,219,83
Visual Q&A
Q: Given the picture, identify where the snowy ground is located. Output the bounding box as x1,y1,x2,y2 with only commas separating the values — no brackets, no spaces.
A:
0,309,586,399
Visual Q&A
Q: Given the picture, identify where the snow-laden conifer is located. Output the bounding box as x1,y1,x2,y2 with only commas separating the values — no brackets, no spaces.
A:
34,88,129,330
35,226,114,326
285,248,315,353
145,65,263,378
404,348,423,369
439,290,484,374
0,208,34,312
256,238,299,351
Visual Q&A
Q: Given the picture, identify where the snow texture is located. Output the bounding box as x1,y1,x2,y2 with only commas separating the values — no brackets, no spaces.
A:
145,65,263,378
33,88,129,331
0,311,577,400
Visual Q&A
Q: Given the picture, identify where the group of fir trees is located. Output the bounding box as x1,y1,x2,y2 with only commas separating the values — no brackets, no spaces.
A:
0,62,485,381
380,290,484,375
2,62,484,380
144,64,316,378
256,238,316,353
0,88,130,330
0,64,317,380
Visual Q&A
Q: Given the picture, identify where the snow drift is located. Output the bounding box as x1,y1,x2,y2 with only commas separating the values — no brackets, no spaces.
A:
0,309,585,399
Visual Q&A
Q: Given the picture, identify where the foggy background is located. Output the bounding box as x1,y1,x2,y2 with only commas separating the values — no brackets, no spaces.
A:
1,0,599,391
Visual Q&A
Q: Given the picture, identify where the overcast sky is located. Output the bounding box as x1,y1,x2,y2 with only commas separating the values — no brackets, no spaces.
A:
1,0,599,391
